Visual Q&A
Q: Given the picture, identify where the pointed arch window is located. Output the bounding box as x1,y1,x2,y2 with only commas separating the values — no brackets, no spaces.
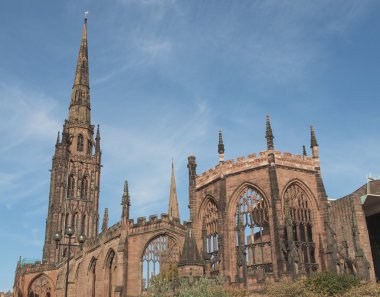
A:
28,274,52,297
89,259,96,297
68,175,75,198
283,183,317,274
77,134,84,152
142,235,179,290
235,187,272,280
81,177,88,199
87,140,92,155
72,212,78,233
202,199,220,275
81,215,86,236
105,250,116,297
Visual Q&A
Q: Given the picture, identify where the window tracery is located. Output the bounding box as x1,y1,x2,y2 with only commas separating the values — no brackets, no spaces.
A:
283,183,317,273
235,187,272,278
28,275,52,297
202,199,220,275
142,235,179,290
89,259,96,297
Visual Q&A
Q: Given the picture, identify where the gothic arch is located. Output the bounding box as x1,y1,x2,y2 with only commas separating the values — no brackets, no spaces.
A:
87,257,97,275
281,179,319,219
228,183,273,281
88,257,97,297
227,182,270,219
141,233,180,290
199,196,220,275
28,273,54,297
281,180,319,274
104,249,117,297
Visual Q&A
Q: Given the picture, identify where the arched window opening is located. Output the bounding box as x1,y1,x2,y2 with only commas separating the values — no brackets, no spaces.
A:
77,134,84,152
89,260,96,297
28,275,52,297
202,199,220,275
65,213,70,230
72,213,78,233
106,251,116,297
68,175,75,198
142,235,179,290
87,140,92,155
284,183,317,274
81,215,86,236
236,187,272,279
81,177,88,199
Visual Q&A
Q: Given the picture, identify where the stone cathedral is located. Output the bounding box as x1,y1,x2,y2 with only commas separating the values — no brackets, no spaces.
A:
13,18,380,297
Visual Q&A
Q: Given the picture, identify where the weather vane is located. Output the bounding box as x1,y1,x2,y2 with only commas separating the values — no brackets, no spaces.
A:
84,11,89,19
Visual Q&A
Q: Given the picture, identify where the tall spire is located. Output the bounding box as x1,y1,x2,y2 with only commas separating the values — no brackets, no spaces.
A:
310,125,319,158
68,16,91,124
168,160,180,220
265,115,274,150
218,129,225,163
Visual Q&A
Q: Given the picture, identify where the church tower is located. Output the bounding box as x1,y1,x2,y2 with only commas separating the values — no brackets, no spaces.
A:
42,16,101,264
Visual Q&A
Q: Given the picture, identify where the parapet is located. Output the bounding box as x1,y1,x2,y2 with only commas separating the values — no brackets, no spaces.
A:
196,150,318,188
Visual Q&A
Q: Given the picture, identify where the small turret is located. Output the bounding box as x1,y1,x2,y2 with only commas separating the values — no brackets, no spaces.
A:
102,208,108,232
302,145,307,159
265,115,274,150
95,125,101,154
310,125,319,158
178,221,203,279
121,180,131,223
218,129,225,163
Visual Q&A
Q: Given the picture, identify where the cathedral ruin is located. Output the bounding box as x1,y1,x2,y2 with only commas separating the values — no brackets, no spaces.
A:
13,17,380,297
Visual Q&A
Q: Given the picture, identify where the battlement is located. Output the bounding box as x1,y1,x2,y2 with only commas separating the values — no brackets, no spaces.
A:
16,262,56,276
128,213,185,236
196,150,317,188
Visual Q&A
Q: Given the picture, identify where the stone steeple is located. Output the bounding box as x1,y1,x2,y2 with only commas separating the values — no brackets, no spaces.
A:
168,160,180,220
265,115,274,150
68,17,91,124
42,17,101,264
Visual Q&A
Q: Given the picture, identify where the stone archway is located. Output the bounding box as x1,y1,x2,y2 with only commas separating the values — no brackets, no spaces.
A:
28,274,53,297
366,213,380,281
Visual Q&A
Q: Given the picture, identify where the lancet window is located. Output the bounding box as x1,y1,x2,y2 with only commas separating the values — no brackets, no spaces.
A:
77,134,84,152
283,183,317,274
142,235,179,290
28,275,52,297
81,215,86,236
89,259,96,297
202,199,220,275
105,250,116,297
235,187,272,278
80,177,88,199
68,175,75,198
87,140,92,155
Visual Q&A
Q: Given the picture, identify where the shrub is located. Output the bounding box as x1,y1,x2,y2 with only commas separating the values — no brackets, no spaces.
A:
342,283,380,297
305,272,360,296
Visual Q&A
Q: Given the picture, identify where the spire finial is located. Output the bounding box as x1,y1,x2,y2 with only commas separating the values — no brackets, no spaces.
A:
122,180,130,206
56,131,60,145
265,115,274,150
102,208,108,232
168,160,180,220
218,129,225,163
310,125,318,148
84,11,89,23
95,125,101,153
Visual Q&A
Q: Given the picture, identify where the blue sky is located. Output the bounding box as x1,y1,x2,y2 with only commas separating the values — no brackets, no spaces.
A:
0,0,380,291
